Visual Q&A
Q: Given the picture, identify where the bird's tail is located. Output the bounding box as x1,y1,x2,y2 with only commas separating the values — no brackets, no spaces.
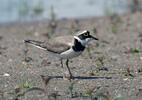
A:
24,40,46,50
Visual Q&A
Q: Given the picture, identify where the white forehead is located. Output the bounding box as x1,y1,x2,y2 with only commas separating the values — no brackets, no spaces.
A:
76,30,88,35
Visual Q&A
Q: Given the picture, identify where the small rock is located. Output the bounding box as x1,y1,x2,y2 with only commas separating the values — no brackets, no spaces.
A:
34,32,39,37
3,73,10,77
0,36,3,40
138,68,142,73
140,57,142,61
123,78,128,81
8,59,13,62
137,88,142,96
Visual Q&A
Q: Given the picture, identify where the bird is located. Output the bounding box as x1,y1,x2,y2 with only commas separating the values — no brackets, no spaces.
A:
24,30,98,80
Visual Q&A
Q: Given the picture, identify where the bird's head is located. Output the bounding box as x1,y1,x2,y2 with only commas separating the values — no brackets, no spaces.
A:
74,30,98,46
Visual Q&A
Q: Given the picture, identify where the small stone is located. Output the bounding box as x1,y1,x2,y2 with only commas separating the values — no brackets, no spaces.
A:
34,32,39,37
3,73,10,77
123,78,128,81
138,68,142,73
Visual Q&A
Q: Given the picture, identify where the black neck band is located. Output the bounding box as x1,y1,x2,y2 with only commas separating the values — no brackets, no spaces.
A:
72,39,85,52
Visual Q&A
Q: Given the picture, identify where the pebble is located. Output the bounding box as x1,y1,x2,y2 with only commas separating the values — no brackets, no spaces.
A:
3,73,10,77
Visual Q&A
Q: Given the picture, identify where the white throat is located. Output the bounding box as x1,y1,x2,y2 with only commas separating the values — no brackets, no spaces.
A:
74,36,91,46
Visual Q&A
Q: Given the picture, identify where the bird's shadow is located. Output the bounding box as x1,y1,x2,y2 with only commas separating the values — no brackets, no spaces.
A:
49,75,111,79
0,36,3,40
40,75,112,99
41,75,112,85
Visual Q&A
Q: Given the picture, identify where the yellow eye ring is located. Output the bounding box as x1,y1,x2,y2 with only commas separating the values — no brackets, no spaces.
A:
83,33,88,36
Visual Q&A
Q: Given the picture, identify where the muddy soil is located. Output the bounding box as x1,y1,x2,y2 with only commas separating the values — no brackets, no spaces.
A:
0,12,142,100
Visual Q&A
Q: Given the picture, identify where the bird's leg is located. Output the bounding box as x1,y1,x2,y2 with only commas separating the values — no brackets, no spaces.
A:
66,59,73,80
60,58,63,68
60,58,66,80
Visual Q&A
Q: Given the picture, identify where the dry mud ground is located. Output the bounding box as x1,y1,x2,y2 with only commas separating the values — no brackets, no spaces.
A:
0,12,142,100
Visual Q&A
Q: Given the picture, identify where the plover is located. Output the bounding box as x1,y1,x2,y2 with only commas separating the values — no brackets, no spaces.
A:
24,30,98,79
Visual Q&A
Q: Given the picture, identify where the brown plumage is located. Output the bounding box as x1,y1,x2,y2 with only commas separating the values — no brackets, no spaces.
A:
24,36,74,54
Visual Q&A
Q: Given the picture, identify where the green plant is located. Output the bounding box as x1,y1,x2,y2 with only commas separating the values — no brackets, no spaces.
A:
33,0,43,15
85,90,93,100
111,56,118,60
18,0,30,17
110,14,122,34
85,86,102,100
86,44,95,59
68,80,79,98
50,92,58,100
95,63,108,71
94,93,124,100
86,46,91,58
85,87,124,100
94,93,109,100
126,48,140,53
122,68,134,77
95,57,108,71
132,48,139,53
24,57,33,62
101,40,110,44
112,25,118,33
140,39,142,42
111,14,122,25
112,94,124,100
2,86,45,100
74,29,80,33
68,85,73,98
98,57,104,65
92,27,97,34
22,61,25,68
103,0,113,16
22,81,30,88
50,5,56,21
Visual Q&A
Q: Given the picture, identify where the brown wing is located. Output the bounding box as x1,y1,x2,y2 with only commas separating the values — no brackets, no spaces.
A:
24,36,74,54
44,36,74,54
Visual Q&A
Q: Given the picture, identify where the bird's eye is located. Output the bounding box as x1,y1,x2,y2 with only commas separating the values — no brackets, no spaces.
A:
83,32,88,36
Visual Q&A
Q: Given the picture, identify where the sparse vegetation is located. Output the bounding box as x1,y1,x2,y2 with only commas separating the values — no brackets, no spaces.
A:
67,80,79,98
111,25,118,33
111,56,118,61
110,14,122,34
132,48,140,53
85,86,102,100
85,86,124,100
49,92,58,100
1,1,142,99
86,45,93,58
68,84,73,98
18,0,30,17
122,68,135,77
33,0,43,15
50,5,56,22
22,81,30,88
92,27,97,34
94,57,109,72
0,86,45,100
98,57,104,65
126,48,140,53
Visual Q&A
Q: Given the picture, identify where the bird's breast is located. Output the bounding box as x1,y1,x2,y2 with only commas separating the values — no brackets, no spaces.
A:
60,48,82,59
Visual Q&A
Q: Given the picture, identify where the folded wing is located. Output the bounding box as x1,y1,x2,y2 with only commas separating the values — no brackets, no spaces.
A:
24,36,74,54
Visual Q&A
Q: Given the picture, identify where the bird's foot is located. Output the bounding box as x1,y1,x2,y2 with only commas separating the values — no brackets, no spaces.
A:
63,74,69,80
40,75,52,86
70,75,73,80
69,75,73,82
63,74,73,82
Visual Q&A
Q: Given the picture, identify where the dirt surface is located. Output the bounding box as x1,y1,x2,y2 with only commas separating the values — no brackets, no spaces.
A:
0,12,142,100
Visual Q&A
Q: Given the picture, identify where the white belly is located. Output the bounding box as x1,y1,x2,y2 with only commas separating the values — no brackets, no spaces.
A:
60,48,82,59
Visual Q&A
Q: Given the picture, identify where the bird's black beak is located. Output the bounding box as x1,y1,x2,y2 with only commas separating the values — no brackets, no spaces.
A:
91,35,99,40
